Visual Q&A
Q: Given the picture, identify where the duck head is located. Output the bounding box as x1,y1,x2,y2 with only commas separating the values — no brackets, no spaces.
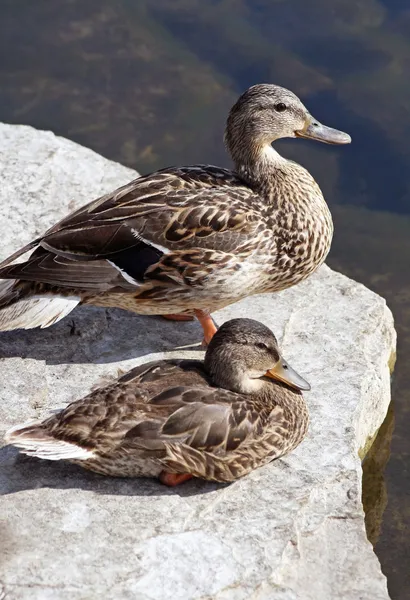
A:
204,318,311,394
225,84,351,165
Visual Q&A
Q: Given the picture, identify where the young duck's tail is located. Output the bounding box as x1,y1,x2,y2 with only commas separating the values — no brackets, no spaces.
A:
4,421,94,461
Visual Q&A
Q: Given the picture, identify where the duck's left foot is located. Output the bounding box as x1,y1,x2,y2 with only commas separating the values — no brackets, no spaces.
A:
194,309,218,345
159,472,193,486
161,313,195,321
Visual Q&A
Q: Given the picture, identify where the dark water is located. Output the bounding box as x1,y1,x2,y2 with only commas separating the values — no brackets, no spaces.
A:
1,1,409,596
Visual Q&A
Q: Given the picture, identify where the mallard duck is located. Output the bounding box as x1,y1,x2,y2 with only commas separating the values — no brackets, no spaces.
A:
0,84,350,343
5,318,310,485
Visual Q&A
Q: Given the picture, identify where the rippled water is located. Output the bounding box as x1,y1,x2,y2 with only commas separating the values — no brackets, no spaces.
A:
1,1,409,597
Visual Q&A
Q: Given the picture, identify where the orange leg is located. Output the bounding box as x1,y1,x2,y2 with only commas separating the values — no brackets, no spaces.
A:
159,472,193,486
161,313,194,322
194,309,218,345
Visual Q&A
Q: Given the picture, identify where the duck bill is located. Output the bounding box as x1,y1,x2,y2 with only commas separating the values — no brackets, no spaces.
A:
265,358,311,391
295,115,351,145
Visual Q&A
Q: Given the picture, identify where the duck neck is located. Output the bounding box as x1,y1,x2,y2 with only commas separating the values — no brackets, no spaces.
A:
226,129,332,229
226,133,288,196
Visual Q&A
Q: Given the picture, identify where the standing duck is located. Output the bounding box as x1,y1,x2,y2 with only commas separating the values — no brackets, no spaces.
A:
5,318,311,485
0,84,350,343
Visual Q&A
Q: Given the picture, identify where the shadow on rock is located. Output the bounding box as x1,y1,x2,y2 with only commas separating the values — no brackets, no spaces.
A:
0,306,204,365
0,445,226,498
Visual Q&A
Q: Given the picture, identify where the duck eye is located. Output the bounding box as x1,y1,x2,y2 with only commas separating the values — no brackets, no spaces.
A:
256,342,268,350
274,103,287,112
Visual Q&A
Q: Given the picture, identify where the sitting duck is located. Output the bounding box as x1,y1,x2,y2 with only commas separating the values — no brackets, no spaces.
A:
5,318,310,485
0,84,350,343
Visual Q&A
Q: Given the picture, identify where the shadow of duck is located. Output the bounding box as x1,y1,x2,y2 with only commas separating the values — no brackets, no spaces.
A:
0,306,204,365
0,445,225,498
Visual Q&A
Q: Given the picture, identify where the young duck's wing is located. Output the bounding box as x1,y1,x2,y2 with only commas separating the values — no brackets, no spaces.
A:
0,167,260,291
122,385,286,482
126,384,283,455
4,359,208,459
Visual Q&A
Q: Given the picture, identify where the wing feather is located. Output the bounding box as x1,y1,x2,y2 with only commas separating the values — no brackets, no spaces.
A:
0,166,260,290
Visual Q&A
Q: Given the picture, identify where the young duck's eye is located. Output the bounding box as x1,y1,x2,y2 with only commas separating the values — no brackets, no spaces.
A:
274,103,287,112
256,342,268,350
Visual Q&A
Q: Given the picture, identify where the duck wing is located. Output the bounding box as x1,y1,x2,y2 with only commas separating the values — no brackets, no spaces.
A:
122,380,285,482
143,386,280,453
0,247,136,291
113,358,278,455
9,358,279,453
5,359,208,457
0,166,260,291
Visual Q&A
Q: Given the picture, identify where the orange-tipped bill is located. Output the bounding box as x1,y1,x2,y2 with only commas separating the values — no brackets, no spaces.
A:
265,358,311,391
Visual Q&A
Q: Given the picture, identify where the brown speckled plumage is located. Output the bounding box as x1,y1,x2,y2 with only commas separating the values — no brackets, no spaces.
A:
0,84,350,334
5,319,310,483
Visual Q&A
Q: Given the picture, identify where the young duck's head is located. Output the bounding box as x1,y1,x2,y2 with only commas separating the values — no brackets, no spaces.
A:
225,83,350,166
204,318,310,394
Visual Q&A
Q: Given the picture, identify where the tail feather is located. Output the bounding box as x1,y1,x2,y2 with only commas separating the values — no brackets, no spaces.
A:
0,279,80,331
0,279,20,307
5,422,95,461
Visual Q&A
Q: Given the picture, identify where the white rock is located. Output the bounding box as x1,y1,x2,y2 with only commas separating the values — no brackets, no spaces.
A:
0,123,395,600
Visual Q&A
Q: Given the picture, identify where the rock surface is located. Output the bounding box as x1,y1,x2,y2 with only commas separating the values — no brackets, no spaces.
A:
0,124,396,600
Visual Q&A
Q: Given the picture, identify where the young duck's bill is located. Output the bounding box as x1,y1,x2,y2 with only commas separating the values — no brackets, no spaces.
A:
264,357,311,391
295,115,351,145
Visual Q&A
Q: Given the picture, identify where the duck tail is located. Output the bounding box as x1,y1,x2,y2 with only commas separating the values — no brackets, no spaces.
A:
0,279,80,331
4,421,95,461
